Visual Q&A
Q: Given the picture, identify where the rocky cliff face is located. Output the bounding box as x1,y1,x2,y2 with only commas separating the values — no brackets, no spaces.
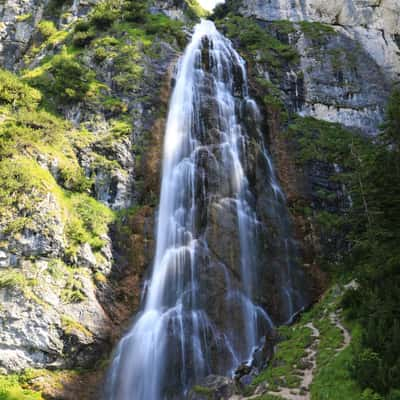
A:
235,0,400,133
0,1,194,398
0,0,100,69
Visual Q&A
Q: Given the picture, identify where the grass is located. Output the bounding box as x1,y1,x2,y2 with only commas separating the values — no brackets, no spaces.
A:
252,324,313,391
0,69,115,259
0,270,29,290
61,315,93,338
311,330,362,400
250,287,364,400
0,375,43,400
220,16,299,67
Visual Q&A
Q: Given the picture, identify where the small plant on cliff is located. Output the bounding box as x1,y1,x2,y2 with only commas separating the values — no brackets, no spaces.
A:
24,50,96,105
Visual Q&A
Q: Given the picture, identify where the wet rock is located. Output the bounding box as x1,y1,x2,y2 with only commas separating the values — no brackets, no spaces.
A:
189,375,235,400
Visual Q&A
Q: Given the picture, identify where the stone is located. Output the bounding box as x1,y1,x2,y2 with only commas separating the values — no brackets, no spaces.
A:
189,375,235,400
78,243,97,269
0,250,9,268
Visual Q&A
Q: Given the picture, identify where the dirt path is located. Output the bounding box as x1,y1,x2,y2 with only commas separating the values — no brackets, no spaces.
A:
330,311,351,353
244,311,352,400
263,322,320,400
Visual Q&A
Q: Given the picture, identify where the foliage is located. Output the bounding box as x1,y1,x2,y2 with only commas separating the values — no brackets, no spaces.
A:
288,90,400,397
65,193,114,251
90,0,120,29
0,69,41,109
0,69,114,261
299,21,337,43
184,0,208,19
121,0,148,23
218,15,298,69
0,375,43,400
212,0,242,19
338,90,400,396
37,20,58,39
23,50,96,105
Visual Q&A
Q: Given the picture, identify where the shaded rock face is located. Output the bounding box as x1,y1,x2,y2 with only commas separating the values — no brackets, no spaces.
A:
296,26,391,134
173,30,311,384
192,35,310,335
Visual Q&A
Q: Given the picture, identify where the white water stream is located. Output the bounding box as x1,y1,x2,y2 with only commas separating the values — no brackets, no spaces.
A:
106,20,306,400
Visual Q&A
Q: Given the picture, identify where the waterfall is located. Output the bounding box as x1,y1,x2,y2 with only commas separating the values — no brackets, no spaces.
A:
106,20,309,400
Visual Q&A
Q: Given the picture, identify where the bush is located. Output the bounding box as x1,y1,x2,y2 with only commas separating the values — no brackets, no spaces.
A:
72,30,96,47
25,52,96,104
37,20,57,39
122,0,148,23
0,375,43,400
360,389,384,400
90,0,119,29
0,69,41,109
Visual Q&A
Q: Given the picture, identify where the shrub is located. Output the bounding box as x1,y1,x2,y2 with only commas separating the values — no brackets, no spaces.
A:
0,375,42,400
0,69,41,109
90,0,119,29
122,0,148,23
37,20,57,39
25,52,96,104
72,30,96,47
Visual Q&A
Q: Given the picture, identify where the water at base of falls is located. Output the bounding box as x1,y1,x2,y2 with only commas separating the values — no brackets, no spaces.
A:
105,20,309,400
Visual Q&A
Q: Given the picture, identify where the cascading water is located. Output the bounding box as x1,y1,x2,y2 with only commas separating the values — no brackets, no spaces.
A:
106,20,309,400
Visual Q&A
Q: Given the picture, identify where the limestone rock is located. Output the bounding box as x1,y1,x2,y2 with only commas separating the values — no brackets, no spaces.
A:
239,0,400,34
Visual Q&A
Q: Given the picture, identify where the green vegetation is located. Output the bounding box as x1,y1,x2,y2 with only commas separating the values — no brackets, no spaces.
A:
311,323,363,400
16,14,32,23
0,68,115,261
23,49,97,105
0,270,29,290
72,0,186,50
252,324,312,390
61,315,93,338
299,21,337,43
286,90,400,398
216,16,299,73
184,0,208,19
340,91,400,398
250,288,365,400
192,385,213,399
0,69,41,109
0,375,43,400
37,20,58,39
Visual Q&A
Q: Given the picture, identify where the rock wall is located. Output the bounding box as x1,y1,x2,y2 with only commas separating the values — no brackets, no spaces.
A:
0,1,187,397
234,0,400,133
239,0,400,33
0,0,101,69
